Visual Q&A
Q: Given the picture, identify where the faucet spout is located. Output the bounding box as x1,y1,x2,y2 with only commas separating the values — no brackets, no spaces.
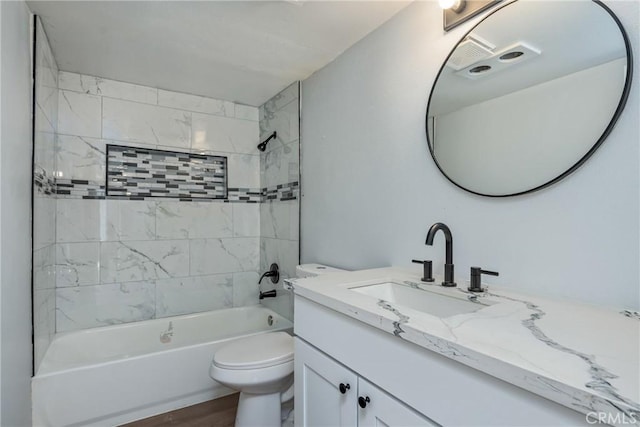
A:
425,222,456,287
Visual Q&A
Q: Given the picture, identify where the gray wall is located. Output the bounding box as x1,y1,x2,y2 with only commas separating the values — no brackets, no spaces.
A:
301,0,639,310
0,1,34,424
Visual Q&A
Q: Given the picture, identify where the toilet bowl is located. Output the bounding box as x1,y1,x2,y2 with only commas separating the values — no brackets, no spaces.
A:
210,332,294,427
210,264,345,426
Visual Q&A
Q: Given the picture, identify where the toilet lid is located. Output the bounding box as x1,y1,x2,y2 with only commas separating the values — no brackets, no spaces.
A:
213,332,293,370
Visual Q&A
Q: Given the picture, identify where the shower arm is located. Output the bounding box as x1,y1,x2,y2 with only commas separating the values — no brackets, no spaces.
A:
257,131,277,152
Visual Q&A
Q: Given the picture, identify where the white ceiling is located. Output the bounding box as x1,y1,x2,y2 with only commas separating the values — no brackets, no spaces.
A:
27,0,411,106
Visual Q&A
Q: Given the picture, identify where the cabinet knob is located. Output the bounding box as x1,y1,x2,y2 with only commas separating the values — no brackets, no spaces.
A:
358,396,370,408
339,383,350,394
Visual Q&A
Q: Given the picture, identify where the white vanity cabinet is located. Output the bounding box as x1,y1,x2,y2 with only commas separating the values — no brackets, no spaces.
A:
294,295,591,427
295,336,357,426
295,337,436,426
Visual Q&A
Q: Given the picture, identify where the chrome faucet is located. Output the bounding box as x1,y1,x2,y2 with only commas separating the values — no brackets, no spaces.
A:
425,222,456,287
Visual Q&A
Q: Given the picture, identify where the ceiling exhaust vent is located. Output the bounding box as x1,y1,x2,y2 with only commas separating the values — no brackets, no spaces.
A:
454,42,541,80
446,34,495,71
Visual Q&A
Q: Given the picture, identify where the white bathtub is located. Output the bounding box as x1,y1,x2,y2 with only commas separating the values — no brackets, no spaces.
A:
32,305,293,427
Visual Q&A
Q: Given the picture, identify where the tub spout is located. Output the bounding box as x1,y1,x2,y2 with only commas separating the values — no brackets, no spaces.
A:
259,290,277,299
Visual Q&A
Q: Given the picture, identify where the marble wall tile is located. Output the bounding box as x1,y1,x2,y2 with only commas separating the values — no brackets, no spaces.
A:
155,274,233,318
58,90,102,138
34,103,55,134
190,237,259,276
36,19,57,89
100,240,189,284
34,245,56,290
260,201,298,240
156,201,232,239
192,113,258,154
36,60,58,103
233,204,260,237
257,236,295,319
33,17,58,367
34,288,56,367
37,85,58,133
235,104,259,122
55,135,106,182
104,200,156,241
260,96,299,149
257,83,300,322
47,70,280,331
56,281,155,332
34,130,55,175
262,82,299,115
59,71,158,105
102,98,191,148
56,199,102,242
34,192,56,250
260,204,278,239
233,271,260,307
158,89,234,117
261,140,299,188
260,238,299,283
228,154,260,188
56,243,101,287
35,24,58,134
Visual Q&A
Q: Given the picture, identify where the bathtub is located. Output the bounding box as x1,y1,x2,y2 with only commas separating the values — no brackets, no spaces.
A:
32,305,293,427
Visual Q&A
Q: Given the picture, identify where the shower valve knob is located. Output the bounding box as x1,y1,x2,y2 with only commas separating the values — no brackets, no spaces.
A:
339,383,350,394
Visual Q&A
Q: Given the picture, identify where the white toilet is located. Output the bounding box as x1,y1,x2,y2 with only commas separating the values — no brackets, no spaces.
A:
209,263,344,427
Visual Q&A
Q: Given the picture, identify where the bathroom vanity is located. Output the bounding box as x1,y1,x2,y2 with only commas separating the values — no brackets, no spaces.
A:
290,267,639,427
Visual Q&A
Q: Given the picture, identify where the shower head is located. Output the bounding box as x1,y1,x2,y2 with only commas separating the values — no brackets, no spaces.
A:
258,131,277,152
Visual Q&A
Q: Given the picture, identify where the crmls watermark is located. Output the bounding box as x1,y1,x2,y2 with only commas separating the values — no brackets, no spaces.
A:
586,412,638,425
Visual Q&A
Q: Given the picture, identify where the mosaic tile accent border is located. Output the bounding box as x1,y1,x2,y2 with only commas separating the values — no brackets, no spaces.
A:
227,188,264,203
56,179,105,199
50,179,299,203
264,181,299,202
106,145,227,200
34,167,56,196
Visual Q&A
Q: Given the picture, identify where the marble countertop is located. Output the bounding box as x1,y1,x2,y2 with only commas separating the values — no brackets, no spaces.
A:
289,266,640,424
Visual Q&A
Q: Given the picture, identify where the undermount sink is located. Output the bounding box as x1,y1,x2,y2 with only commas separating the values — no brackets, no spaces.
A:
349,281,490,318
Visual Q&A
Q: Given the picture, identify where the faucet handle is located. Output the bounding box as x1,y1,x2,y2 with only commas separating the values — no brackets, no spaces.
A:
258,263,280,284
411,259,435,283
469,267,499,293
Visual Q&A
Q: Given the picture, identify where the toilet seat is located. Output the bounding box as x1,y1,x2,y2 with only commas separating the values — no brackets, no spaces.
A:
213,332,293,370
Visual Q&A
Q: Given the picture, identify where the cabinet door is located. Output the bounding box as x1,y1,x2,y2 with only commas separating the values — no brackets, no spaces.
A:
357,378,439,427
295,338,358,427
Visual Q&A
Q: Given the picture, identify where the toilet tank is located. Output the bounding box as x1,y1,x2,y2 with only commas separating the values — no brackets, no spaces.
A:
295,263,346,278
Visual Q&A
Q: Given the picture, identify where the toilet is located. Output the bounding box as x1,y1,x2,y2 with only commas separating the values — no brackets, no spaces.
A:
209,263,345,427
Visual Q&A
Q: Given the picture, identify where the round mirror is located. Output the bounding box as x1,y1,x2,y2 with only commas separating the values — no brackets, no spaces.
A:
426,0,632,197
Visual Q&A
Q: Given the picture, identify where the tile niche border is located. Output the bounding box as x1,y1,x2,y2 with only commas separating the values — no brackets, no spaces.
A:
106,144,228,201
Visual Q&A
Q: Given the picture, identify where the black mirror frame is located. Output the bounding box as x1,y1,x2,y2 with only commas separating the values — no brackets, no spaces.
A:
425,0,634,198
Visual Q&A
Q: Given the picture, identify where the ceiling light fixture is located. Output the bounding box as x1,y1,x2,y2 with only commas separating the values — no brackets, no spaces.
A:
439,0,466,13
443,0,502,32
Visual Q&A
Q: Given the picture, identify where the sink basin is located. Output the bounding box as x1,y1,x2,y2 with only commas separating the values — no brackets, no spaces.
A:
350,281,489,318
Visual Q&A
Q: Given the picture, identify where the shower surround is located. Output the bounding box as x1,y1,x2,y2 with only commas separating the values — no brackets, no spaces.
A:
33,60,300,368
53,70,264,334
33,17,59,368
259,84,301,320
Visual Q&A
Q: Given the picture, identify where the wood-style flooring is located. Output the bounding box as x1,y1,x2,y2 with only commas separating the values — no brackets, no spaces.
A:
120,393,239,427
